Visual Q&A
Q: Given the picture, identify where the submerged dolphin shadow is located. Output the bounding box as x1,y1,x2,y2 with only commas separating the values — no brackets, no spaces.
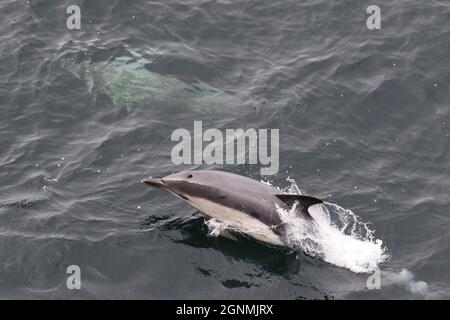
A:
59,50,241,115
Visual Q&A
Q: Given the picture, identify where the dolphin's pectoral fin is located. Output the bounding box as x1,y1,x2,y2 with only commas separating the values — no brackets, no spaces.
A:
275,194,323,219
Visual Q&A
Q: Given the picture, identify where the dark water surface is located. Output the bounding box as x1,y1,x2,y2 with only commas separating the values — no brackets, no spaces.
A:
0,0,449,299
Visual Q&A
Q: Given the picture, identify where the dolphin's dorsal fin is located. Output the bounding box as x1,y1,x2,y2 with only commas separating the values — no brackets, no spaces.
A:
275,194,323,219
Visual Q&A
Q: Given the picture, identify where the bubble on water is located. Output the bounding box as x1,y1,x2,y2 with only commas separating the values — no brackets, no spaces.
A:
285,177,303,194
383,269,431,297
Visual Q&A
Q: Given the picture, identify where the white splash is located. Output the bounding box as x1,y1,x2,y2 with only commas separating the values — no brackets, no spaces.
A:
275,177,388,274
209,176,388,273
277,202,387,273
205,218,230,237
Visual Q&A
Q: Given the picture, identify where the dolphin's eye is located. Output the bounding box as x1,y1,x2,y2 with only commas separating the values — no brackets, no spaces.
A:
187,174,193,179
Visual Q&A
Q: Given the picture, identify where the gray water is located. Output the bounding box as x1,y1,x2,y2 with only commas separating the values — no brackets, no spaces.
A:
0,0,449,299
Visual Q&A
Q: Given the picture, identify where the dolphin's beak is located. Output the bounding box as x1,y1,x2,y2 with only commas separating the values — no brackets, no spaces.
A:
141,176,189,200
141,178,166,189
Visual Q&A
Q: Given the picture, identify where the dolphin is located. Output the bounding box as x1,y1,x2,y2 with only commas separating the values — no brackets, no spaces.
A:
142,170,323,246
60,51,239,113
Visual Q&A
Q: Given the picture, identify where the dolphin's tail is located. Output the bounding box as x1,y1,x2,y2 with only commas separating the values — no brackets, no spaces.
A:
275,194,323,219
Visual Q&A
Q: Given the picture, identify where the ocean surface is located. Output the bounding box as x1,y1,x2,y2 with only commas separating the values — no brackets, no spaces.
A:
1,0,449,299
